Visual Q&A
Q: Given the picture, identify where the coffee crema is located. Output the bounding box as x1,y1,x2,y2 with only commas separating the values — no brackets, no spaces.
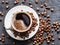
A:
13,13,31,30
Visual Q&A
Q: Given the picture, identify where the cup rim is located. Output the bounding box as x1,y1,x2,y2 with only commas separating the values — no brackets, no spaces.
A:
11,12,32,32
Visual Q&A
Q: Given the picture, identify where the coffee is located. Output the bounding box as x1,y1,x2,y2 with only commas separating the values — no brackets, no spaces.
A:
13,12,31,30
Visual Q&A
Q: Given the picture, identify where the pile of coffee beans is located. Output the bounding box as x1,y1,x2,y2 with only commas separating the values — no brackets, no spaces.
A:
32,2,60,45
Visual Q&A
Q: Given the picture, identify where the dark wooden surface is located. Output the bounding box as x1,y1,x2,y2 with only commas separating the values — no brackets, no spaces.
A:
0,0,60,45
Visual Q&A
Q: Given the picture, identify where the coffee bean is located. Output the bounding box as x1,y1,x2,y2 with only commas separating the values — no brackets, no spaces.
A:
0,17,3,21
51,42,55,45
13,42,16,45
41,11,47,16
14,0,18,5
0,38,2,41
40,5,43,8
58,36,60,40
35,0,38,4
38,12,40,16
36,7,40,11
22,0,25,4
2,0,4,4
1,37,5,43
2,33,5,37
57,30,60,34
6,5,9,9
47,40,50,44
51,8,54,12
5,1,9,4
29,5,33,8
47,15,50,18
45,6,50,10
29,2,32,5
44,3,48,7
51,38,55,41
0,11,3,15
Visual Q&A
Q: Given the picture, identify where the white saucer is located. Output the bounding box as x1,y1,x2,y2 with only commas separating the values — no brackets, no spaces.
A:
4,5,39,40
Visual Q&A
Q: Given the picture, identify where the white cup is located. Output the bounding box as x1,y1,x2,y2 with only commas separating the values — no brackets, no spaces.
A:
11,12,32,32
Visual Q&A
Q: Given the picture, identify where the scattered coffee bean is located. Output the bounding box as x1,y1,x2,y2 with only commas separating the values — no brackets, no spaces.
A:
22,0,25,4
36,7,40,11
35,0,38,4
2,39,5,42
58,36,60,40
0,11,2,15
2,33,5,37
51,8,54,12
41,11,47,16
47,15,50,18
29,5,33,8
45,6,50,10
51,38,55,41
5,5,9,9
51,42,55,45
33,42,36,45
40,5,43,8
14,0,18,5
57,30,60,34
29,2,32,5
44,3,48,7
13,42,16,45
38,12,40,16
47,40,50,44
0,38,2,41
1,12,4,16
0,17,3,21
5,1,9,4
1,37,5,43
2,0,4,4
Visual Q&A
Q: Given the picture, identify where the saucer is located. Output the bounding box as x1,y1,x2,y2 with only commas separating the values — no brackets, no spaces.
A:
4,5,39,40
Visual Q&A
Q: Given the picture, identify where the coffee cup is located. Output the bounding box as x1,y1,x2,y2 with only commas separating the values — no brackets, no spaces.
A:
11,12,32,32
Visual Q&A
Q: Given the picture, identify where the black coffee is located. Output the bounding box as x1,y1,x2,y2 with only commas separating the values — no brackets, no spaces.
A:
16,13,30,26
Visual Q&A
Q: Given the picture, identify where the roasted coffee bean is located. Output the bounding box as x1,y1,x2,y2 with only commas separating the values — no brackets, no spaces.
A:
41,11,47,16
13,42,16,45
0,38,2,41
0,11,3,16
36,7,40,11
5,1,9,4
35,0,38,4
57,30,60,34
51,42,55,45
0,17,3,21
47,15,50,18
58,36,60,40
47,40,50,44
51,38,55,41
22,0,25,4
38,12,40,16
1,37,5,42
2,0,4,4
45,6,50,10
40,5,43,8
14,0,18,5
29,2,32,5
44,3,48,7
33,42,36,45
2,33,5,37
51,8,54,12
6,5,9,9
29,5,33,8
